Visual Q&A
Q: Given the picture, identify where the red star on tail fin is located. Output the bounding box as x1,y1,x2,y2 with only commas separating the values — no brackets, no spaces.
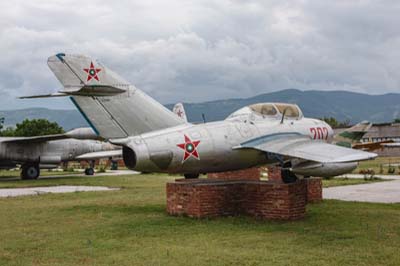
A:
83,61,102,82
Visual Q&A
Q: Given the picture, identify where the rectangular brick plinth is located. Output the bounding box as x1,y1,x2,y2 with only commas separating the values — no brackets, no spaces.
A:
305,177,323,203
166,179,307,220
266,167,323,203
267,166,283,182
207,167,261,180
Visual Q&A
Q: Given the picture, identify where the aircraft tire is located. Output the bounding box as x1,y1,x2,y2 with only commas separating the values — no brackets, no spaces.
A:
21,164,40,180
85,168,95,176
281,169,298,184
184,173,199,179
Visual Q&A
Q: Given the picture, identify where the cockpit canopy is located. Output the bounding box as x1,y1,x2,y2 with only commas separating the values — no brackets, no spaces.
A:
227,103,303,121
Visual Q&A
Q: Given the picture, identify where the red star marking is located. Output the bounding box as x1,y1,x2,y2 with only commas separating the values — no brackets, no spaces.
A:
177,109,184,118
83,61,101,82
177,134,201,162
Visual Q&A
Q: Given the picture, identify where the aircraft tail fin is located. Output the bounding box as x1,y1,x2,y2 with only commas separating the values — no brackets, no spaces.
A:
334,121,372,148
47,53,128,96
46,53,185,139
172,103,188,123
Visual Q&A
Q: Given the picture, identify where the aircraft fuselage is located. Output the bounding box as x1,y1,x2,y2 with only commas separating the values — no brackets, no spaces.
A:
0,139,113,166
122,117,333,174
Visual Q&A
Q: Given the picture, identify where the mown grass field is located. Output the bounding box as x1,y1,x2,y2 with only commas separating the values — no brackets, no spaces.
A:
355,156,400,175
0,173,399,266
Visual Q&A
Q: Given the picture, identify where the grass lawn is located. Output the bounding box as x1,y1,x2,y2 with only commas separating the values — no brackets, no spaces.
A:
0,174,399,266
355,156,400,175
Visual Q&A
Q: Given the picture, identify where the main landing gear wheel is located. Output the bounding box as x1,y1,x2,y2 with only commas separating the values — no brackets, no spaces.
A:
84,168,95,176
21,163,40,180
85,160,95,176
184,173,199,179
281,169,298,184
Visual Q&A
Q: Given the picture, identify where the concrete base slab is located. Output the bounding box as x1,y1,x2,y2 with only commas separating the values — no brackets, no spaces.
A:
323,179,400,203
0,186,119,198
339,174,400,180
0,170,139,181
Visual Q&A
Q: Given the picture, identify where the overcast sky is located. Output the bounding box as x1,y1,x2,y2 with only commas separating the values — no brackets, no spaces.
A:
1,0,400,110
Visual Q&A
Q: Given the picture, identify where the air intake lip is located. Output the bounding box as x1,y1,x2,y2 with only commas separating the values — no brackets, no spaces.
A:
122,146,137,169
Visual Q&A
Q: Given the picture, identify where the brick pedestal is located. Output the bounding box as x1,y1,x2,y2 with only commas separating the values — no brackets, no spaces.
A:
305,177,323,203
207,167,261,180
166,179,307,220
267,166,283,182
267,166,323,203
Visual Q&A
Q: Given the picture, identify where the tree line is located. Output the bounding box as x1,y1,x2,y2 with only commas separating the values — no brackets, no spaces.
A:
320,117,400,128
1,116,400,136
320,117,351,129
0,118,64,137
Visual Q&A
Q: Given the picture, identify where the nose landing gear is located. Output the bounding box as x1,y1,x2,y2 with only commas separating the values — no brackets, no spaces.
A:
184,173,199,179
281,168,298,184
280,161,299,184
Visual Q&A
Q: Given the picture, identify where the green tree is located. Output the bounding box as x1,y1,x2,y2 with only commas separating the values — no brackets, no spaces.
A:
0,117,4,131
394,118,400,123
0,127,16,137
321,117,351,128
321,117,339,128
337,119,351,128
12,119,64,137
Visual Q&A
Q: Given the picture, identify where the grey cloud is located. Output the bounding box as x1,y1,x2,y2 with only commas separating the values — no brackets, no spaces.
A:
0,0,399,110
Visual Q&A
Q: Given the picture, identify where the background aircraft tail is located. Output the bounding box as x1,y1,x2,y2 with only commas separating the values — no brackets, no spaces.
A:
47,54,185,139
334,121,372,147
172,103,188,123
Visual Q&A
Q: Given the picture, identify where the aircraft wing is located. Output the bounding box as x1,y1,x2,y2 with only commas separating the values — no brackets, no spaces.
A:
75,150,122,160
381,142,400,147
234,133,377,163
1,134,71,143
353,140,393,151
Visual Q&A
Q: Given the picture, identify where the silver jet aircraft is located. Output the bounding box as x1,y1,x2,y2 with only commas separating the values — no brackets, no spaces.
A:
0,127,121,179
22,54,377,183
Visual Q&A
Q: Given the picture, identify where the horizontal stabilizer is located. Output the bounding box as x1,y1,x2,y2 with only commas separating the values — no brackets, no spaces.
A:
19,92,68,99
1,127,100,143
59,85,126,96
1,134,71,143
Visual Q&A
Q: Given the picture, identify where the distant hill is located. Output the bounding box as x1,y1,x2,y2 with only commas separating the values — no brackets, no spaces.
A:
166,89,400,124
0,108,88,130
1,89,400,129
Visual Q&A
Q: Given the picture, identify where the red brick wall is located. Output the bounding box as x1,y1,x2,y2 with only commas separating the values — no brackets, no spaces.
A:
267,167,323,203
166,179,307,220
207,167,261,180
305,177,323,203
242,181,306,220
267,166,283,182
166,180,243,217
